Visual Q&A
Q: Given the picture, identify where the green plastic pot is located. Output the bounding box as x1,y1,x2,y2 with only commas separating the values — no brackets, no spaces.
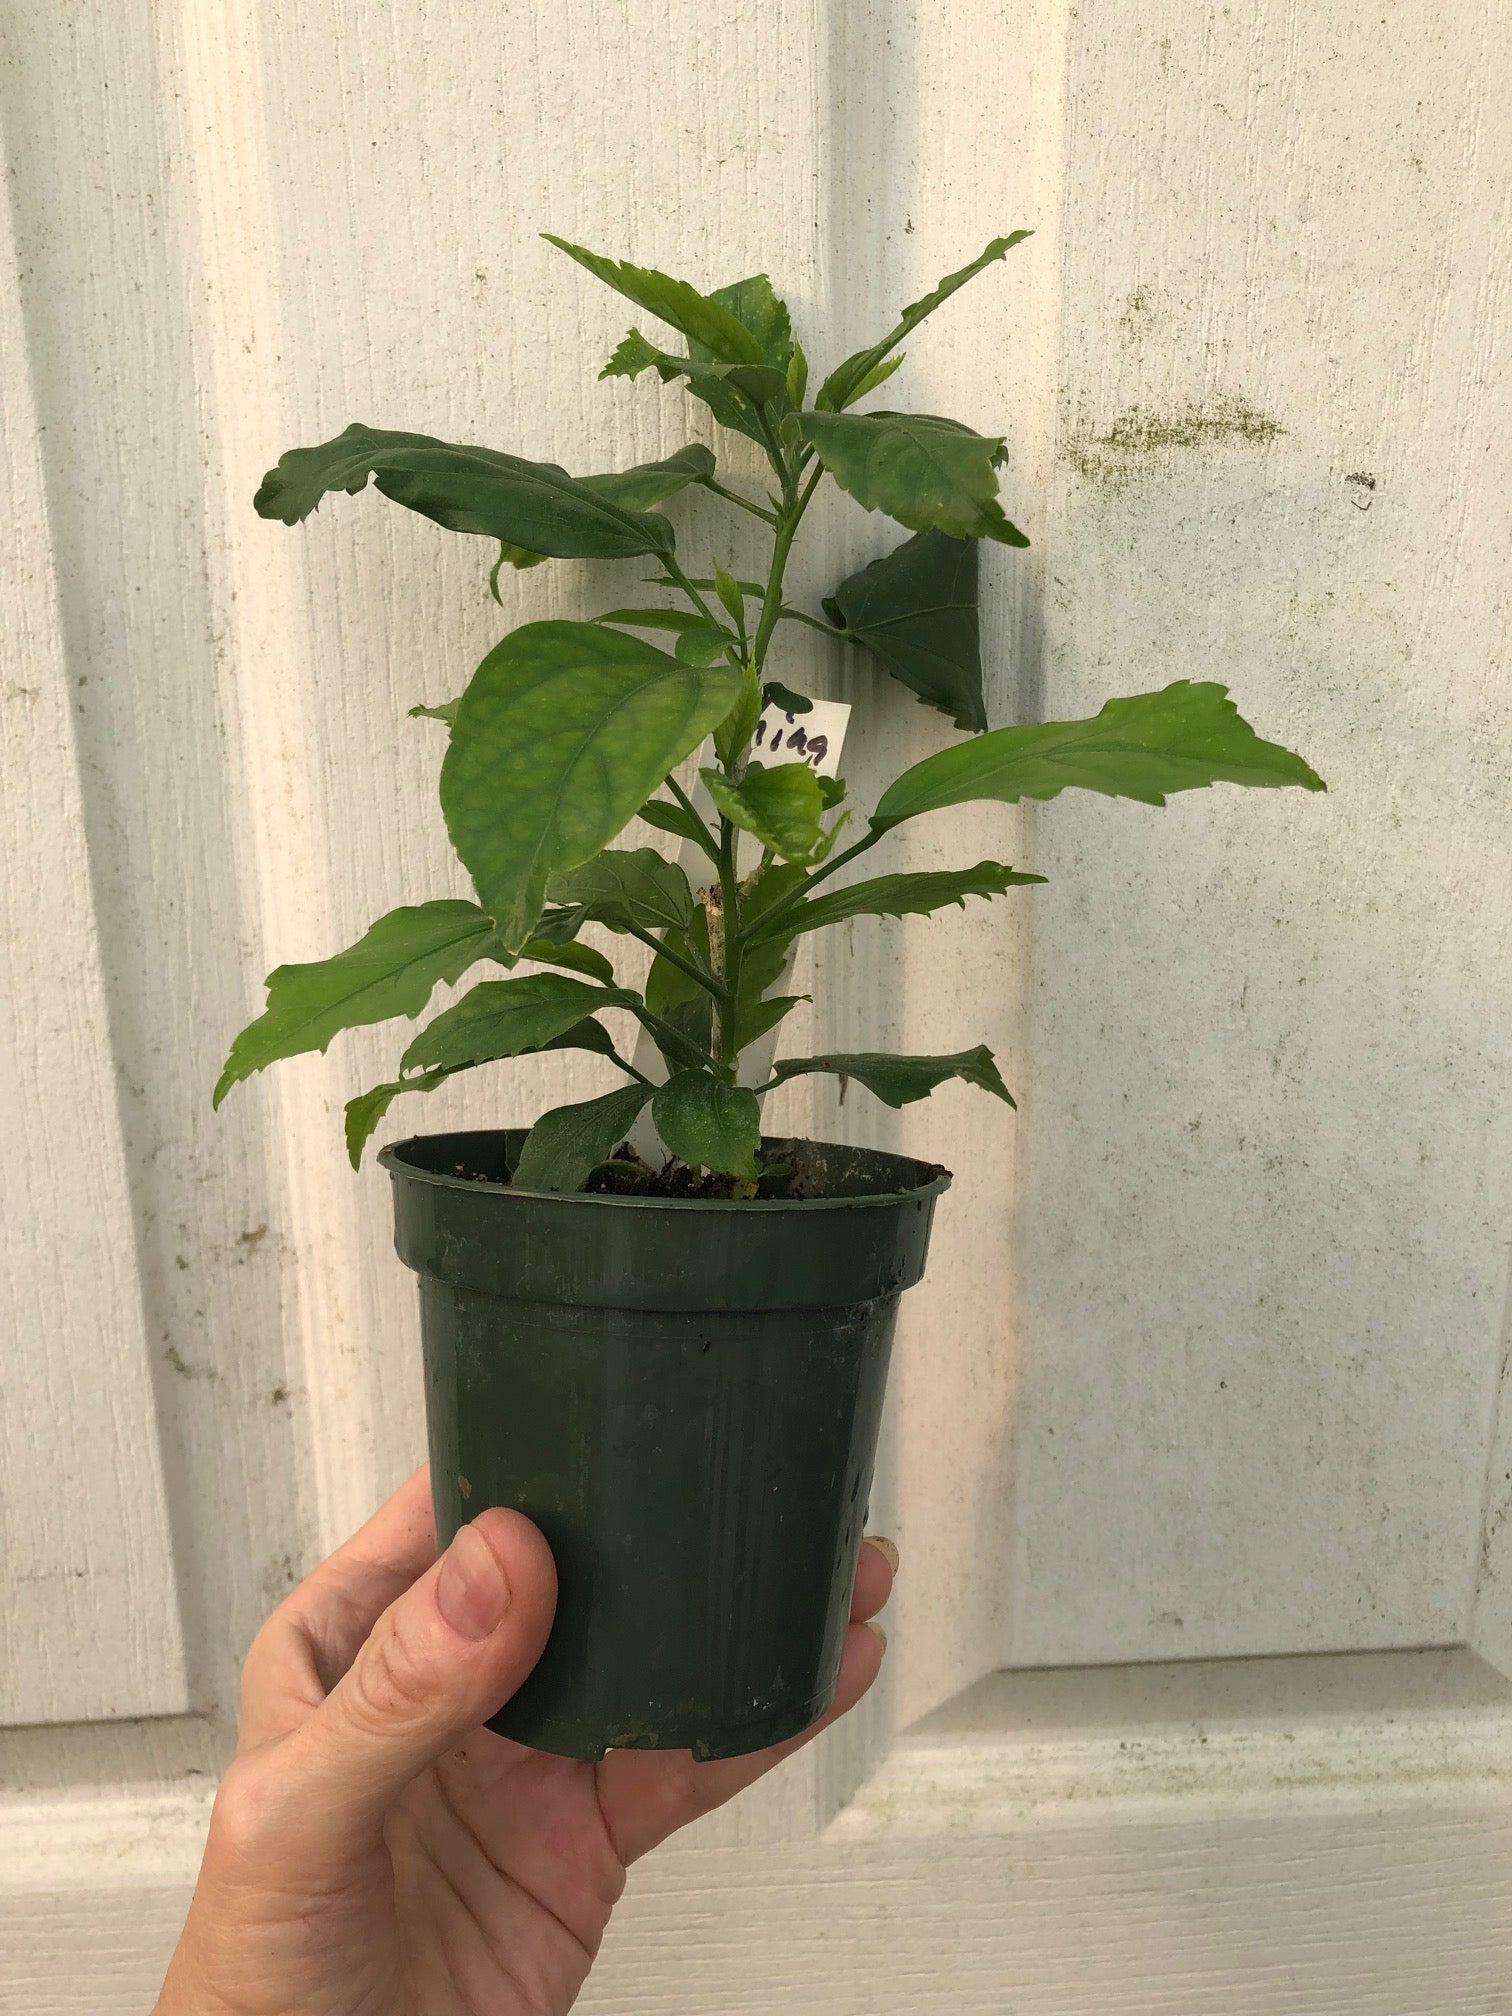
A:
379,1128,950,1761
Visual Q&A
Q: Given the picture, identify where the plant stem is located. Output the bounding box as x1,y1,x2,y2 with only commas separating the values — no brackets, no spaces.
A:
733,823,888,949
619,920,727,1002
749,463,824,673
712,822,743,1077
698,476,780,526
666,775,721,862
628,1000,714,1074
779,604,848,638
607,1046,654,1086
659,553,720,626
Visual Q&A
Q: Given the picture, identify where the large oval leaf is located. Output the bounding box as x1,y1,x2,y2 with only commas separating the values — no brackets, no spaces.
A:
513,1082,656,1193
702,761,825,862
823,529,987,732
652,1071,761,1177
797,411,1028,546
254,424,674,558
873,681,1326,829
214,900,498,1107
441,621,742,951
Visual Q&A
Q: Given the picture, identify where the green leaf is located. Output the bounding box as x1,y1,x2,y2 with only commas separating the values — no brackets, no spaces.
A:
345,1069,455,1168
594,607,710,635
253,424,674,559
652,1070,761,1177
543,236,767,366
703,275,794,370
342,1015,618,1168
702,761,825,862
516,936,617,983
843,351,907,405
674,622,736,667
581,443,717,510
603,332,788,445
637,793,720,860
768,1045,1015,1108
514,1081,656,1193
747,860,1045,948
409,698,460,726
399,973,630,1075
873,680,1327,829
214,900,498,1107
823,529,987,732
712,560,747,630
761,680,813,716
547,848,695,935
785,341,809,409
797,411,1028,545
441,620,742,950
817,233,1033,412
735,991,806,1048
712,665,763,768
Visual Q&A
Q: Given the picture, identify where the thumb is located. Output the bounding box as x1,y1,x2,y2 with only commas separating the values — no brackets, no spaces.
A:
279,1508,556,1857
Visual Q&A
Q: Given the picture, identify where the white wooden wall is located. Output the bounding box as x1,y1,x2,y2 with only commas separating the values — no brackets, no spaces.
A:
3,0,1511,2009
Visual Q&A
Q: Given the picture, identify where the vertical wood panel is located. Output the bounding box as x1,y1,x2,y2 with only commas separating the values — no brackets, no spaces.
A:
0,166,188,1727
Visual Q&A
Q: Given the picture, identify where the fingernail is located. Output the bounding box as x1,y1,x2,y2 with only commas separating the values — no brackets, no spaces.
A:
868,1535,900,1577
865,1620,888,1657
435,1522,511,1640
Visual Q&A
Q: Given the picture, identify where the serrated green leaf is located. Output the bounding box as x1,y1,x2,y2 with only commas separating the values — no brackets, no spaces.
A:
823,528,987,732
703,761,825,862
873,680,1327,829
409,698,460,726
400,973,633,1075
602,332,788,444
214,900,499,1107
817,233,1033,412
753,858,1048,951
547,848,696,935
652,1070,761,1177
514,1081,656,1193
253,424,675,558
798,411,1028,545
768,1045,1015,1108
543,236,767,366
674,622,736,667
704,275,794,370
440,621,741,950
747,860,1043,949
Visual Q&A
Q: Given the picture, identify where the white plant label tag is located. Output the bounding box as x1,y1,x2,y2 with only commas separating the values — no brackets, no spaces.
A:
749,695,850,777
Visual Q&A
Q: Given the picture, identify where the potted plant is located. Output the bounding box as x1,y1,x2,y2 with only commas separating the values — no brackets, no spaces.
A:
216,231,1324,1760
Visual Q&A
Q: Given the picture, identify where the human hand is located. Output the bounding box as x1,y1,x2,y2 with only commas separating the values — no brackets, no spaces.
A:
152,1464,895,2016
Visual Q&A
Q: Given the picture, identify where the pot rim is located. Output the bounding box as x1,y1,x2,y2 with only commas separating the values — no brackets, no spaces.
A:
379,1128,952,1215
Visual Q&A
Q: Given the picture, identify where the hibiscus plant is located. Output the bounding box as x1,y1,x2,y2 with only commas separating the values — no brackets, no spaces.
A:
215,231,1324,1194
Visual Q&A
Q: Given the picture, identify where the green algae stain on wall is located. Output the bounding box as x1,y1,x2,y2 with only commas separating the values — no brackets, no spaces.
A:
1066,395,1285,492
